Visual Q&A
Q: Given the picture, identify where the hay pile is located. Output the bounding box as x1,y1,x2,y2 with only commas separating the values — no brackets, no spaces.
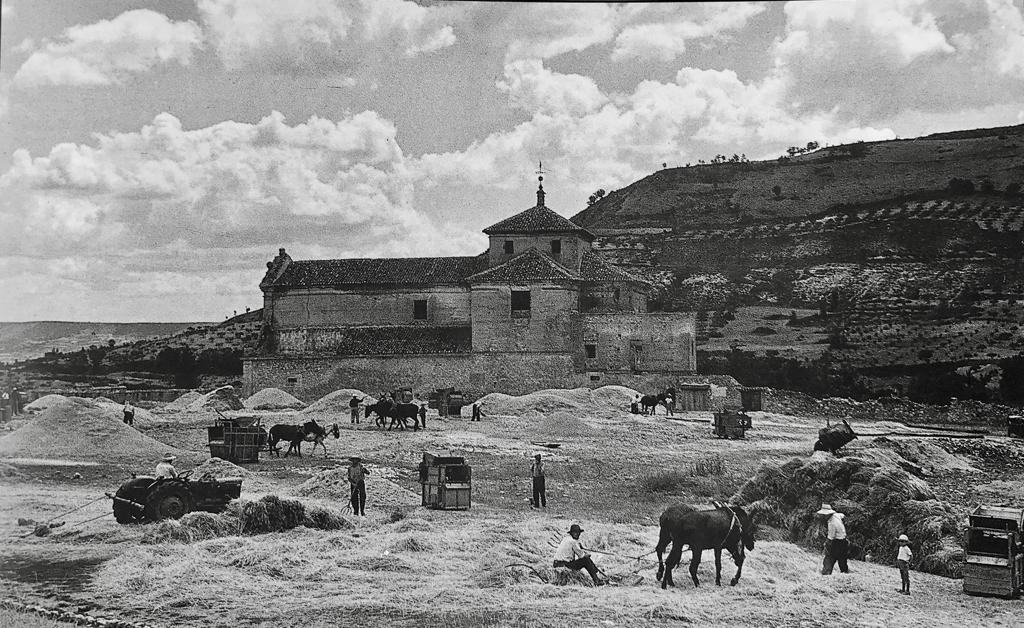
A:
591,385,641,410
532,411,598,438
94,400,158,427
733,450,964,577
0,397,188,463
293,466,420,509
303,389,376,414
143,494,351,543
184,386,243,412
23,394,72,413
474,386,641,417
244,387,305,411
158,390,202,413
868,437,975,473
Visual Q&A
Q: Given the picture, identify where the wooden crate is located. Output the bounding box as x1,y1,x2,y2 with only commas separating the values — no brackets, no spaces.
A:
208,417,265,464
964,555,1022,597
964,505,1023,598
420,452,471,510
713,410,750,439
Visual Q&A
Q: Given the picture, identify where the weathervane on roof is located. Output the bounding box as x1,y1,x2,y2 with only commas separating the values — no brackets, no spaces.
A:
535,160,547,206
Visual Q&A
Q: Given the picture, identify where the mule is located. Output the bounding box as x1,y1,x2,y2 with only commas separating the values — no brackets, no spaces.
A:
655,503,755,588
365,400,419,431
305,423,341,456
640,393,669,415
268,420,327,457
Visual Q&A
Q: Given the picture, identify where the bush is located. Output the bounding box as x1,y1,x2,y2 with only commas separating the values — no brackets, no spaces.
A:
640,470,690,493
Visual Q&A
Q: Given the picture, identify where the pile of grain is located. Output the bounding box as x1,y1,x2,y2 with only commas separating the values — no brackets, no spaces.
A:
94,400,158,427
24,394,72,413
733,449,964,577
531,411,597,438
868,437,975,473
184,386,243,412
292,466,420,509
243,388,305,411
303,389,376,414
591,385,641,410
0,397,187,463
158,391,203,413
143,495,351,543
474,386,641,417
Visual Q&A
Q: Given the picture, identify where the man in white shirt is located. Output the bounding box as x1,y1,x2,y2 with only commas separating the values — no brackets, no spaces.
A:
552,524,605,585
818,503,850,574
155,453,178,479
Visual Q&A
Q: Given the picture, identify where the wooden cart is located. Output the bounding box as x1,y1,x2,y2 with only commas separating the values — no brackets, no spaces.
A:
964,505,1023,598
419,452,471,510
208,415,267,464
713,410,751,439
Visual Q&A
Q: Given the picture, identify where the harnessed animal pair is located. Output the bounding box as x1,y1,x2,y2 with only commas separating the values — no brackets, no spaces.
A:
365,399,421,431
655,503,755,588
267,420,340,457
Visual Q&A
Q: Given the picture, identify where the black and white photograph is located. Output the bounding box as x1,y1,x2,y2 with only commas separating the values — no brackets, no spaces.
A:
1,1,1023,626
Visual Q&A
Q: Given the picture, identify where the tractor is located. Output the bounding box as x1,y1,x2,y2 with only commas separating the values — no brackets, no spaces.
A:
109,471,242,524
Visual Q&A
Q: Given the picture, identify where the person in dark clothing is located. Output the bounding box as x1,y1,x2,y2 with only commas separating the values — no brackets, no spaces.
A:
418,404,427,429
552,524,605,585
531,454,546,508
348,396,363,424
122,400,135,426
471,402,484,421
347,457,370,516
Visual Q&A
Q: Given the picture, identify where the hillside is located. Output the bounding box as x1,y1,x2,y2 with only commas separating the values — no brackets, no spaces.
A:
572,125,1024,404
0,321,203,363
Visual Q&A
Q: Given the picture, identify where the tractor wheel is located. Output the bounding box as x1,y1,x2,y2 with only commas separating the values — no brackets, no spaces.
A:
145,482,194,521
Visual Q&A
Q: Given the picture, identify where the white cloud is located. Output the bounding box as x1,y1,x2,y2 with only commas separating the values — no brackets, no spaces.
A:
197,0,457,73
612,2,767,62
1,2,12,19
12,10,202,87
497,59,608,116
497,3,619,61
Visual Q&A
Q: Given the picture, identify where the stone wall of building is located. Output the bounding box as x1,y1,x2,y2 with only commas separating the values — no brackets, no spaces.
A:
580,282,647,313
487,233,587,272
580,312,696,373
268,286,471,328
470,284,579,353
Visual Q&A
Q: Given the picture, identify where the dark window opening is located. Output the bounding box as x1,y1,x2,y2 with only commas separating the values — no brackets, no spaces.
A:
286,376,299,386
630,341,643,372
551,239,562,255
614,287,621,302
585,344,597,359
413,299,428,320
504,240,514,254
511,289,531,312
590,374,601,382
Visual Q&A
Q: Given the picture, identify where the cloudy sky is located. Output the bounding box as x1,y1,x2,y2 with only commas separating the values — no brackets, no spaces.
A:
1,1,1023,322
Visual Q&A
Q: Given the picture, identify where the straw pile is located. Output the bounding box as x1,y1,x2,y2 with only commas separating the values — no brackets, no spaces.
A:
244,388,305,411
184,386,243,412
0,397,187,463
475,386,641,417
94,400,158,426
591,385,641,410
733,449,965,577
532,411,597,438
158,391,202,413
293,466,420,509
143,494,351,543
24,394,72,413
303,389,376,414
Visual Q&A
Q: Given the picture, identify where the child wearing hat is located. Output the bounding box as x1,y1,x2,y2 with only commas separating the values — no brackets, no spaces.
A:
896,534,913,595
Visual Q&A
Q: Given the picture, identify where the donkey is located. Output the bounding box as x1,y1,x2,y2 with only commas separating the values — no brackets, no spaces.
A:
640,393,670,415
655,503,755,588
268,420,328,457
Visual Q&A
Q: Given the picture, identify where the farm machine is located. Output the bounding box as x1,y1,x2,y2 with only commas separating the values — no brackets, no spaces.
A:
108,471,242,523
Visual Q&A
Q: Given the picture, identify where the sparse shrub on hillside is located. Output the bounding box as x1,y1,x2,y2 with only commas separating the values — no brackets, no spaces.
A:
772,185,782,199
947,177,975,194
1006,181,1022,196
980,180,995,194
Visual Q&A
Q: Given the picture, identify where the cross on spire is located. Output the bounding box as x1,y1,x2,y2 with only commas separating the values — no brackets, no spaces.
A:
535,160,546,206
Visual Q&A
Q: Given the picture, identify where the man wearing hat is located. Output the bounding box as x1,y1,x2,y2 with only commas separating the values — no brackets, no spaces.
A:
155,454,178,479
817,503,850,575
896,534,913,595
530,454,546,508
348,395,363,424
347,456,370,516
553,524,605,586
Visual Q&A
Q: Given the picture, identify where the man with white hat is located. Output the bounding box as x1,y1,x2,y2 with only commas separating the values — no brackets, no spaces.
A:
155,453,178,479
552,523,605,586
817,503,849,575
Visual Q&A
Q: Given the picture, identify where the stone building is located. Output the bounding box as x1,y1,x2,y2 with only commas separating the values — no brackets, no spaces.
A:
243,183,696,400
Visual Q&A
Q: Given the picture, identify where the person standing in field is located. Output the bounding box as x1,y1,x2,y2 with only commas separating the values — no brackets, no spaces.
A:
348,395,362,424
122,400,135,426
471,402,484,421
896,534,913,595
347,456,370,516
818,503,850,574
531,453,547,508
418,403,427,429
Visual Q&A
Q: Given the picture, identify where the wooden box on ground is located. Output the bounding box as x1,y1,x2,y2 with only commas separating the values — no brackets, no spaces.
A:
713,410,751,439
739,387,766,412
964,505,1023,598
420,452,471,510
208,416,266,464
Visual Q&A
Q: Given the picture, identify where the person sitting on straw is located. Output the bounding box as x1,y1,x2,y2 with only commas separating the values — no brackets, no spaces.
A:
817,503,850,575
896,534,913,595
552,524,606,586
155,453,178,479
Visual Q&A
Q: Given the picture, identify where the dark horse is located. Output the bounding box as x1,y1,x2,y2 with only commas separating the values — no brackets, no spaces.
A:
268,420,338,457
640,393,671,416
655,503,755,588
365,400,420,431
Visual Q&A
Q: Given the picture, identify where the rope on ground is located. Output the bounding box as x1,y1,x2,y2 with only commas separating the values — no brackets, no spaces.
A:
45,494,108,524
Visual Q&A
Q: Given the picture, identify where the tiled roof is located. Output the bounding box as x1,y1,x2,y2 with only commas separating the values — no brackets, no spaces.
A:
467,248,580,283
483,204,595,239
270,255,487,287
580,251,651,287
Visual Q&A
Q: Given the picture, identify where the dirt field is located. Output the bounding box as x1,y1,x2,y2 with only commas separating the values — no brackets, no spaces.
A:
1,390,1022,627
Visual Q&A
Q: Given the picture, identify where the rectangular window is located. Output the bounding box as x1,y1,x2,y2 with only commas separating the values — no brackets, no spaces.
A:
551,239,562,255
511,289,531,312
413,299,427,320
590,374,601,382
630,341,643,372
584,343,597,359
286,376,299,387
504,240,514,254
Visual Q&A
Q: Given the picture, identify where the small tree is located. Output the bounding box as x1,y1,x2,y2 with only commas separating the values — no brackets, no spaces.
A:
587,188,607,206
772,185,782,199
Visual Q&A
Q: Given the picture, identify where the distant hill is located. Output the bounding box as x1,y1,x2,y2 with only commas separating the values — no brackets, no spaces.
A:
0,321,206,363
570,124,1024,404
